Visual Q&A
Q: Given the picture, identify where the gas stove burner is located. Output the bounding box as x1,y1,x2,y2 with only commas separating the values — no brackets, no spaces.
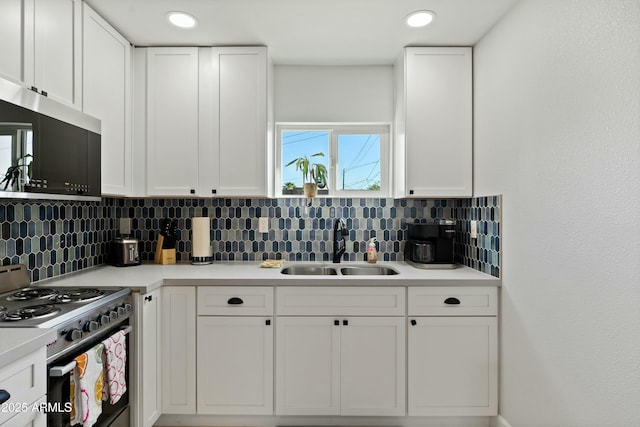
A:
3,304,61,321
48,288,106,304
7,288,58,301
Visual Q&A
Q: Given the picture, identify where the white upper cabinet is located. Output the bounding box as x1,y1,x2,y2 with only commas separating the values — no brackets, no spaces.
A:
0,0,27,84
145,47,200,196
82,3,132,196
394,47,472,198
143,46,271,197
199,46,271,197
0,0,82,109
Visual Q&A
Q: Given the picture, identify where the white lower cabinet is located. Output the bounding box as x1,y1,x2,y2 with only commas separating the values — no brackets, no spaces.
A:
161,286,196,414
196,286,274,415
276,316,405,416
197,316,273,414
275,287,406,416
0,397,46,427
275,317,340,415
0,348,46,427
147,283,498,422
132,289,162,427
408,287,498,416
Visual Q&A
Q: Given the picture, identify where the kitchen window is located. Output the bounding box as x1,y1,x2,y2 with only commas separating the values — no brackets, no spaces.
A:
276,123,390,197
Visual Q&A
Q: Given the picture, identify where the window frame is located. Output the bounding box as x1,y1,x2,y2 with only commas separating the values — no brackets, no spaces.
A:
275,123,391,198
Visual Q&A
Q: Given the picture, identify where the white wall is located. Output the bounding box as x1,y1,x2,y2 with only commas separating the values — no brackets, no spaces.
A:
474,1,640,426
274,65,393,122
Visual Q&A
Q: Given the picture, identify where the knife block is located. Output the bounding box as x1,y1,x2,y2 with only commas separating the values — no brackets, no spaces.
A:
154,235,176,265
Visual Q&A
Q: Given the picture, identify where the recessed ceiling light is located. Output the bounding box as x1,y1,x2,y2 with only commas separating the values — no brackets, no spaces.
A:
166,11,198,29
406,10,436,28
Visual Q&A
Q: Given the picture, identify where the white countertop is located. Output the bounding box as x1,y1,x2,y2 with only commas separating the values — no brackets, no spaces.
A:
0,328,56,367
40,261,500,293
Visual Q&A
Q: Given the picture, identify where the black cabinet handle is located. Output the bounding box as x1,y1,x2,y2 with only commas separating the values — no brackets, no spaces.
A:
444,297,461,305
190,189,195,194
0,390,10,405
334,320,339,326
342,319,348,326
211,189,217,194
227,297,244,305
410,319,417,326
144,295,153,302
265,319,271,326
409,190,414,195
41,90,48,97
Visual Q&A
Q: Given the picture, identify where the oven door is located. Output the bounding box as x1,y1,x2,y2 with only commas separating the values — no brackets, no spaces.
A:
47,327,131,427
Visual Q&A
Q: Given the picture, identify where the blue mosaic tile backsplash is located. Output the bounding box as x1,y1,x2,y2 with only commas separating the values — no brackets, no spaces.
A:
0,195,501,282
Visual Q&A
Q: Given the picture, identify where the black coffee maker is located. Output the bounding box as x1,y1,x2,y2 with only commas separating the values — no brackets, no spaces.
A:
404,220,456,268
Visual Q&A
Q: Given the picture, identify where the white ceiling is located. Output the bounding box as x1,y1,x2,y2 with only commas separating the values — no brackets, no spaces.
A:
85,0,519,65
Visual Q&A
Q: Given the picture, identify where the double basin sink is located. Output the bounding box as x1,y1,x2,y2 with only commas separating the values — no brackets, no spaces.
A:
281,265,399,276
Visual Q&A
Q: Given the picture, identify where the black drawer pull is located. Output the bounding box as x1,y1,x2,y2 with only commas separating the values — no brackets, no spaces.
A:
410,319,417,326
343,319,349,326
144,295,153,302
444,297,461,305
227,297,244,305
265,319,271,326
0,390,10,405
334,320,339,326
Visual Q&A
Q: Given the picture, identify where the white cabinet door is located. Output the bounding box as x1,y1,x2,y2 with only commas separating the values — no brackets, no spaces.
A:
161,286,196,414
396,47,472,198
140,289,161,427
146,47,199,196
408,316,498,416
32,0,82,108
199,46,268,197
0,0,29,84
82,3,132,196
0,396,46,427
340,317,405,416
197,316,273,414
275,317,341,415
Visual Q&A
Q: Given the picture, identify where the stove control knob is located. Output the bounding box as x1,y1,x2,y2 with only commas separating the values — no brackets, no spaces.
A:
124,303,132,314
109,310,118,321
99,314,109,325
117,306,126,316
66,329,82,342
85,321,99,333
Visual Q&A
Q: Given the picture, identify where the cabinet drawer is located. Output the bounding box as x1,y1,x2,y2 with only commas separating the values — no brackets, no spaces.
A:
276,287,405,316
408,287,497,316
0,348,46,425
198,287,274,315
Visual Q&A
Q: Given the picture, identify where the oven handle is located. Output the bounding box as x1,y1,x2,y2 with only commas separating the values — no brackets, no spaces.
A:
49,360,76,377
48,326,132,377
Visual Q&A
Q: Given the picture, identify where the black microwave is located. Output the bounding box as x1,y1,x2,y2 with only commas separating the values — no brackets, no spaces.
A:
0,79,101,200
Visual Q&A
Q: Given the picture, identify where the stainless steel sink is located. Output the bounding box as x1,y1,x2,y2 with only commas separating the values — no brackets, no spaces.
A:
280,266,338,275
339,266,399,275
280,265,398,276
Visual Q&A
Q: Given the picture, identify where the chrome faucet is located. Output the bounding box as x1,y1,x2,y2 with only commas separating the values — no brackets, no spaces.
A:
332,218,348,263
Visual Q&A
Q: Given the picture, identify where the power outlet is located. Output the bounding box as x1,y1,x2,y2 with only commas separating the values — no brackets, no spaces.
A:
119,218,131,235
259,217,269,233
470,220,478,239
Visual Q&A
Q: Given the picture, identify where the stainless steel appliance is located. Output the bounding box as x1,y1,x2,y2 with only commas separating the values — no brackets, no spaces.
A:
109,238,141,267
0,79,101,201
404,220,457,269
0,265,131,426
